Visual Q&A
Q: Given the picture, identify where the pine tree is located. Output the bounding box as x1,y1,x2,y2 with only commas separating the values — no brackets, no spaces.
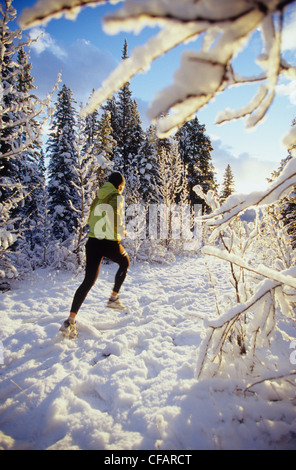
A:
31,150,52,267
130,99,144,157
221,164,235,201
102,95,120,150
83,92,100,151
96,109,116,183
116,40,132,172
47,84,79,243
16,46,35,93
176,117,216,208
15,45,44,253
100,41,145,175
82,93,109,186
71,114,99,265
156,113,172,155
116,40,144,173
0,0,23,205
136,125,159,202
0,1,44,284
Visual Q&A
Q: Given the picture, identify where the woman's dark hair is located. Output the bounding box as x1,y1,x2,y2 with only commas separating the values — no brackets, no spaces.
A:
108,172,125,189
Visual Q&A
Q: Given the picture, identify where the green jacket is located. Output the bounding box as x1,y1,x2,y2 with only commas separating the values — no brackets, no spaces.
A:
88,182,126,241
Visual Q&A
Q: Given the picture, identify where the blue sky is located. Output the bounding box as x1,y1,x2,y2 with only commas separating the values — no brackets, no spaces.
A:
12,0,296,193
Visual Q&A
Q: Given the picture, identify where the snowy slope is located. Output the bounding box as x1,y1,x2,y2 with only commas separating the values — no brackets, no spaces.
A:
0,255,296,450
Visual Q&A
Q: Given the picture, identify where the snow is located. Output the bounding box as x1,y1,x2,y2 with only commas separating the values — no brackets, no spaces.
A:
1,255,296,450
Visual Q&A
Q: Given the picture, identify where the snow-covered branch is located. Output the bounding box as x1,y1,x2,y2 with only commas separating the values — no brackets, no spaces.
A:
198,155,296,228
87,1,273,136
19,0,122,28
107,0,295,138
19,0,296,140
203,245,296,290
196,269,294,377
195,180,296,378
81,22,205,119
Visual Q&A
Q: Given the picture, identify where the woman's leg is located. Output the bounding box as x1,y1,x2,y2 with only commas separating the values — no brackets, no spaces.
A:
113,247,130,295
70,238,103,317
104,242,130,296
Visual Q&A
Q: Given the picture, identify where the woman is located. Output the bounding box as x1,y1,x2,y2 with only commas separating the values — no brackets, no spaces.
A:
60,172,130,339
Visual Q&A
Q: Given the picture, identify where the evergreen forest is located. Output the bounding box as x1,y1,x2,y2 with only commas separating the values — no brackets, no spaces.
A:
0,8,220,287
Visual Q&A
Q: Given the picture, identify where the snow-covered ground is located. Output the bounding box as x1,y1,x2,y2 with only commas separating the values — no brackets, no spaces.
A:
0,254,296,450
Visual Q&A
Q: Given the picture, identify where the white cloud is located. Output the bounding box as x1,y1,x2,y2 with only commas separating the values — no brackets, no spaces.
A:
29,27,67,60
29,32,117,105
211,138,278,194
282,7,296,52
270,6,296,107
276,80,296,106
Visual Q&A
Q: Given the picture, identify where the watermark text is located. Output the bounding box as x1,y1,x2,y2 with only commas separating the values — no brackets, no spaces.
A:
93,200,203,251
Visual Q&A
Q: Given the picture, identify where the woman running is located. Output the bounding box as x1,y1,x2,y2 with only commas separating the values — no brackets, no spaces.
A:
60,172,130,339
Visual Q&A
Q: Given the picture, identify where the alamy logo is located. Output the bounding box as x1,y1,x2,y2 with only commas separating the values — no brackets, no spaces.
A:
0,341,4,365
93,200,203,250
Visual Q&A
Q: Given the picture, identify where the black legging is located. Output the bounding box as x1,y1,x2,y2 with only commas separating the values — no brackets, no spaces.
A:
70,237,130,314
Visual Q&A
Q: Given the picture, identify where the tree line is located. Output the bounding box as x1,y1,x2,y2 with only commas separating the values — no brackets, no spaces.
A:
0,1,237,288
